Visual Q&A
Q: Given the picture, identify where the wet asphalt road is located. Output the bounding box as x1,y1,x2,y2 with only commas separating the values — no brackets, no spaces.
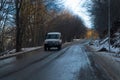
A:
0,42,110,80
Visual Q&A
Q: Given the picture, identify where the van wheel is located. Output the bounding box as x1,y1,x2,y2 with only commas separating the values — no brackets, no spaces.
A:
48,47,50,51
44,46,47,51
58,46,61,50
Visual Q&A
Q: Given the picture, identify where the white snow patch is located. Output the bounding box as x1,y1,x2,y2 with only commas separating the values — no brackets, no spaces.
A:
90,43,120,64
1,46,42,56
21,46,42,52
90,37,120,54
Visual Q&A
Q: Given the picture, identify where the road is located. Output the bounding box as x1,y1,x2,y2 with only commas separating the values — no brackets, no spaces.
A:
0,41,111,80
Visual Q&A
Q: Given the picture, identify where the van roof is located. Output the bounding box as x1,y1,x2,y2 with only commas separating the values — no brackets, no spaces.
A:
48,32,61,35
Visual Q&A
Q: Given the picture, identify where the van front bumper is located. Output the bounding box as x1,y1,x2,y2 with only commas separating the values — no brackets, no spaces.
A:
44,42,61,47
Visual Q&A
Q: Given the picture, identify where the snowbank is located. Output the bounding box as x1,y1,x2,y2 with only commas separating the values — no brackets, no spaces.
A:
0,46,42,57
90,37,120,54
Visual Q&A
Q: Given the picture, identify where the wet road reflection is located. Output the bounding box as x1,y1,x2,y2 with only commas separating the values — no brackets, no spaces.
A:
0,44,97,80
28,45,93,80
0,57,16,68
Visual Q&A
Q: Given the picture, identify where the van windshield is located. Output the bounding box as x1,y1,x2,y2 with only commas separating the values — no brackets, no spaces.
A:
46,34,59,39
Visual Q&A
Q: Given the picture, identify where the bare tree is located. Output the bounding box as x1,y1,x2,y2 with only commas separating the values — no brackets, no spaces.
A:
47,12,87,42
0,0,14,52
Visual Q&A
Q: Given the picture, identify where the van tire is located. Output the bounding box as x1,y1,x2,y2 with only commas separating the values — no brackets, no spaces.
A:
58,46,61,50
44,46,47,51
48,47,50,51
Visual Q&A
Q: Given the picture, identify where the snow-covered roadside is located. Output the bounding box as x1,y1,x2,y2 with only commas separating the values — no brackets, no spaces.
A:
91,39,120,54
0,46,42,60
90,45,120,61
0,41,74,59
87,31,120,79
89,37,120,60
90,31,120,54
9,46,42,54
87,45,120,80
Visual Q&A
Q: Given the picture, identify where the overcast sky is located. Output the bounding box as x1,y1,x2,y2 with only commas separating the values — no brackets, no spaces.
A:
55,0,93,28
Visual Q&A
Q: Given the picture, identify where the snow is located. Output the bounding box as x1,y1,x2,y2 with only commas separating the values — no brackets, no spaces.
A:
89,32,120,62
21,46,42,51
89,37,120,64
73,39,81,41
100,37,109,44
0,46,42,57
90,44,120,70
9,46,42,53
91,42,120,54
90,37,120,54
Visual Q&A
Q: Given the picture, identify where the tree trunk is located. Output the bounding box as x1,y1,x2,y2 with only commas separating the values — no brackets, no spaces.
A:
15,0,22,52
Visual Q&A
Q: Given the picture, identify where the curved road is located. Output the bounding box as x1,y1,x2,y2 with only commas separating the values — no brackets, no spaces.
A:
0,42,110,80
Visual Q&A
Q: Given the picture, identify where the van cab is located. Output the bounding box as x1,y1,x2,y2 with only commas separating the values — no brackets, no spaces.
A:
44,32,62,51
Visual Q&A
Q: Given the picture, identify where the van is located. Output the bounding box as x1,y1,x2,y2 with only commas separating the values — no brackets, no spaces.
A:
44,32,62,51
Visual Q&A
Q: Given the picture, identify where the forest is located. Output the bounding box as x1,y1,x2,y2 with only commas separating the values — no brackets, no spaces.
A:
0,0,120,53
0,0,87,53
